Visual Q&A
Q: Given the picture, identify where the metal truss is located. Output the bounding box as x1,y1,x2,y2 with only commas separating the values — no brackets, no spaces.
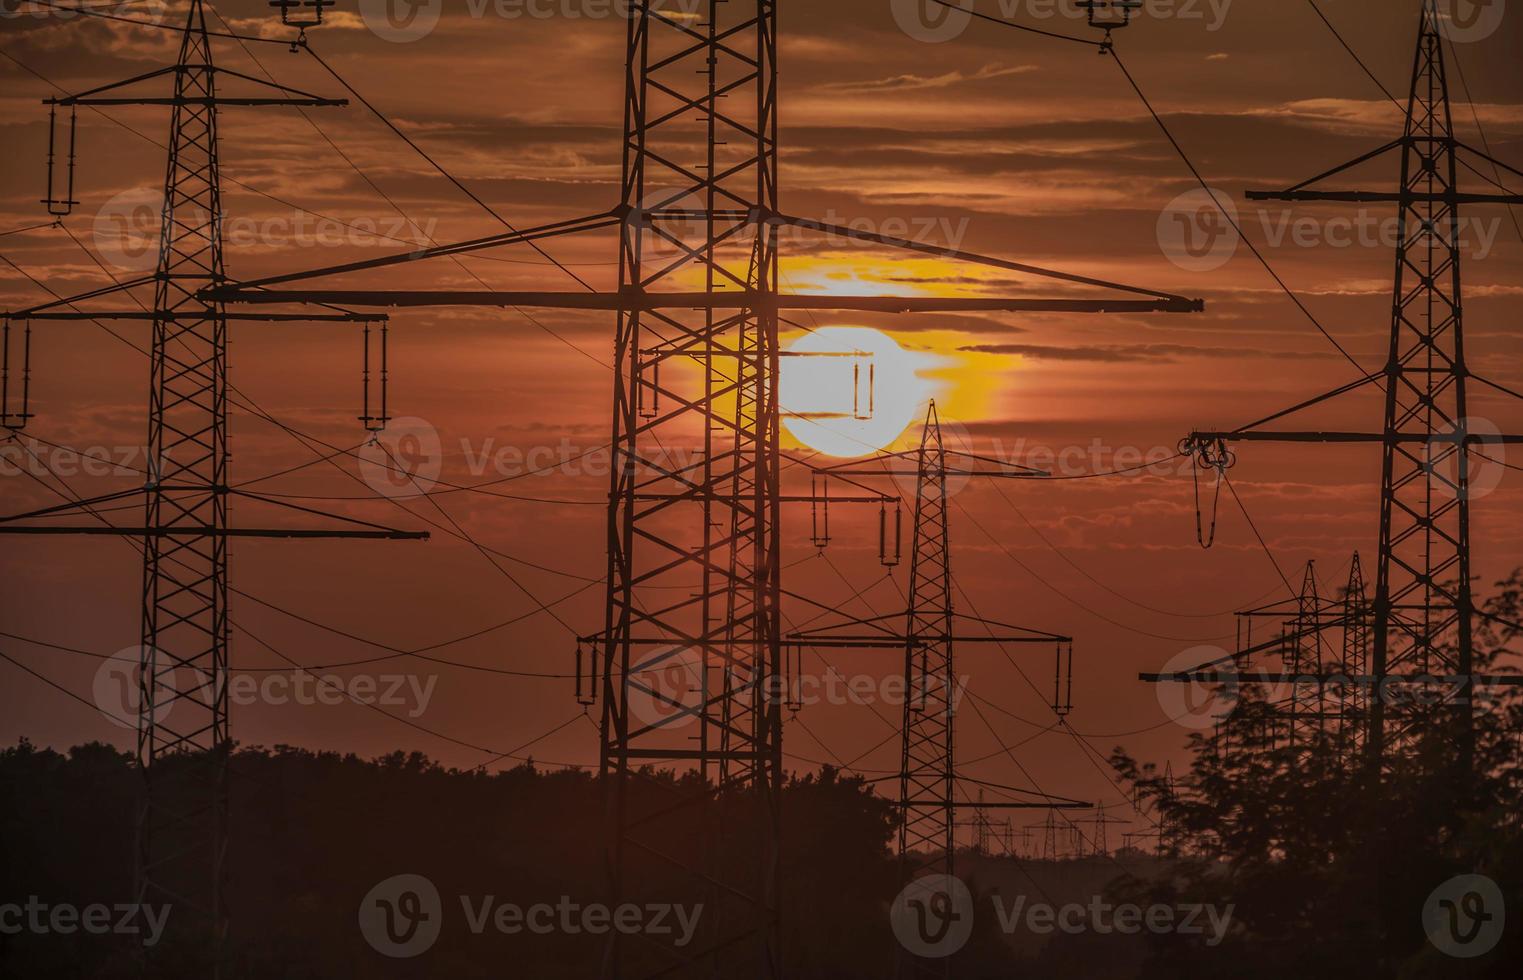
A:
1167,1,1523,771
0,4,421,973
797,404,1089,980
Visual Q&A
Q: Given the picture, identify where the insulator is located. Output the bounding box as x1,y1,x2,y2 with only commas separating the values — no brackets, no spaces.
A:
269,0,332,30
42,104,78,218
1,319,34,432
852,358,876,421
1052,642,1075,717
1080,0,1141,49
810,473,830,548
359,321,390,433
576,641,598,707
878,501,903,567
782,644,803,713
637,353,659,420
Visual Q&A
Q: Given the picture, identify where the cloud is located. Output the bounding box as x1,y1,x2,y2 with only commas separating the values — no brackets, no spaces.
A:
960,343,1337,363
822,63,1039,94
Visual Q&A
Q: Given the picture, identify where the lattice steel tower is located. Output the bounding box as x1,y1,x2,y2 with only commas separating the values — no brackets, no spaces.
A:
0,3,419,972
598,2,784,975
1169,0,1523,767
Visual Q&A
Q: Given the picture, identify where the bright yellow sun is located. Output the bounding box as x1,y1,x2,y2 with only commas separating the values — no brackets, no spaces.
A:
780,326,935,458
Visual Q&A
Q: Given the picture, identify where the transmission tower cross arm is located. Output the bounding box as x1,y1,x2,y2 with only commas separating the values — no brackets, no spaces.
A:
1247,189,1523,205
45,65,347,108
765,211,1204,311
0,489,432,540
5,310,387,323
1139,670,1523,685
201,288,1196,315
1188,429,1523,445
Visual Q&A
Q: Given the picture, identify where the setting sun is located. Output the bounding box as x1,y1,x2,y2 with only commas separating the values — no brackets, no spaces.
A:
780,326,936,458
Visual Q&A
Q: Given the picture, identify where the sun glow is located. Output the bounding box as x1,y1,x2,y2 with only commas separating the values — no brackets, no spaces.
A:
780,326,937,458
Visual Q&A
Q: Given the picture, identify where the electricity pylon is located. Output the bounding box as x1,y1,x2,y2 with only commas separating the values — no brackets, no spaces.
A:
1215,558,1372,759
792,402,1091,980
206,2,1201,974
1154,0,1523,770
0,3,422,971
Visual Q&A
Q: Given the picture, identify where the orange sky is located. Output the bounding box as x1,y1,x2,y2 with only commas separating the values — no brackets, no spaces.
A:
2,0,1521,834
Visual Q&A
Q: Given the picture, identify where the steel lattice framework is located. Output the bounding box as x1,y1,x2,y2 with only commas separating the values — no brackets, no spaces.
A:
791,405,1088,980
899,406,955,882
597,2,785,974
1156,1,1523,769
0,4,423,972
1220,558,1369,759
138,4,232,955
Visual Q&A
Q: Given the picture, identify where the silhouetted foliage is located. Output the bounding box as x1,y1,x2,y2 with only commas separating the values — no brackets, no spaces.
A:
1110,571,1523,978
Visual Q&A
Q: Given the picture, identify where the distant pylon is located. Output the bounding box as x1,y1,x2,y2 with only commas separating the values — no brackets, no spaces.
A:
1284,562,1325,747
899,403,956,887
